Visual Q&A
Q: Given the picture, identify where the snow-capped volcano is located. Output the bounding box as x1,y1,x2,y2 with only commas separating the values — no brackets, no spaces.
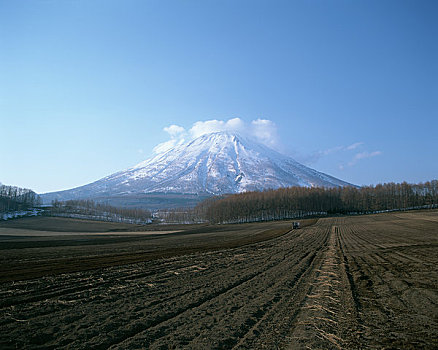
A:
42,131,352,204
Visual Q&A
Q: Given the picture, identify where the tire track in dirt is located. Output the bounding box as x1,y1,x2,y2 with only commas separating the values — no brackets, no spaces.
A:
335,215,438,349
229,236,328,350
0,225,295,283
0,258,212,309
102,231,321,349
0,227,301,323
0,221,329,350
147,252,318,350
0,228,299,348
79,226,327,349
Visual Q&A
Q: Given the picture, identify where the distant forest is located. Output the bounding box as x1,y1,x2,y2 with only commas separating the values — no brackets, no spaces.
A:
50,199,152,224
0,185,41,213
151,180,438,224
198,180,438,224
4,181,437,225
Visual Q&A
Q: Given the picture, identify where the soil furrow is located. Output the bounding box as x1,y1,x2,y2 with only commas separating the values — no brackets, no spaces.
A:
104,246,315,349
1,212,437,349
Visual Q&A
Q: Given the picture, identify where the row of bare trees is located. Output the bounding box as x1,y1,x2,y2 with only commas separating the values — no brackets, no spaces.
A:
46,180,438,224
198,180,438,224
50,199,152,224
0,185,41,213
155,206,207,224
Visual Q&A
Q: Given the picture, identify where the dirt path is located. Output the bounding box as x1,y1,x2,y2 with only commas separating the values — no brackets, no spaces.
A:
0,212,437,349
286,222,361,349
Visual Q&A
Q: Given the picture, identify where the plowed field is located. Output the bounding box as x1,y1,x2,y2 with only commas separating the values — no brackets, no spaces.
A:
0,211,437,349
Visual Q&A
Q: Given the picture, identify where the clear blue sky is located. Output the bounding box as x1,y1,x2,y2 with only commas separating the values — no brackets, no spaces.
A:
1,0,437,193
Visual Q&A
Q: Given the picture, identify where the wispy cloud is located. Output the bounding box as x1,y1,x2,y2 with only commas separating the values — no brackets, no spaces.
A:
348,150,382,166
301,142,364,165
297,141,382,171
154,117,279,154
346,142,364,150
338,150,382,170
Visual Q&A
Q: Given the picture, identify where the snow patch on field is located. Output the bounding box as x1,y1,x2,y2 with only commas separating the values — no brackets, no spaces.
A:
1,209,42,221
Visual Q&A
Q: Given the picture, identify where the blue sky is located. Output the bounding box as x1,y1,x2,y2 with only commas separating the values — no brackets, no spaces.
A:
1,0,437,193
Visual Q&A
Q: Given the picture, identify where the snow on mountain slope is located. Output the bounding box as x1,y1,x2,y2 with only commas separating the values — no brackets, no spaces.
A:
41,131,353,202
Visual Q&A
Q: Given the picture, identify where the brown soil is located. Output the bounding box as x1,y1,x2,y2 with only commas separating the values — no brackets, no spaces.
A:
0,211,437,349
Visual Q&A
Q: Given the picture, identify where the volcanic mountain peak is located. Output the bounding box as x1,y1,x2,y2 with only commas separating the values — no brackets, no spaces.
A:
41,131,353,205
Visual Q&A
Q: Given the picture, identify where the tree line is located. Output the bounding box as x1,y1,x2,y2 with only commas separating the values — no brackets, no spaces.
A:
198,180,438,224
45,180,438,225
50,199,152,224
155,206,207,224
0,185,42,213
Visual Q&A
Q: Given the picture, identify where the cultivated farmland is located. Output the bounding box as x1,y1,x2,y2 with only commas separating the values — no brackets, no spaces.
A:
0,211,437,349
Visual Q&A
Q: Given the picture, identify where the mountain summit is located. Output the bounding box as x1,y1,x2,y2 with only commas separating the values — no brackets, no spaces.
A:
42,131,352,205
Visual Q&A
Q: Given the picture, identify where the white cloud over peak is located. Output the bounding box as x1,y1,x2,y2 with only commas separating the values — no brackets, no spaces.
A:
163,124,185,137
153,124,187,154
154,117,279,154
251,119,277,148
152,119,381,171
188,118,247,139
